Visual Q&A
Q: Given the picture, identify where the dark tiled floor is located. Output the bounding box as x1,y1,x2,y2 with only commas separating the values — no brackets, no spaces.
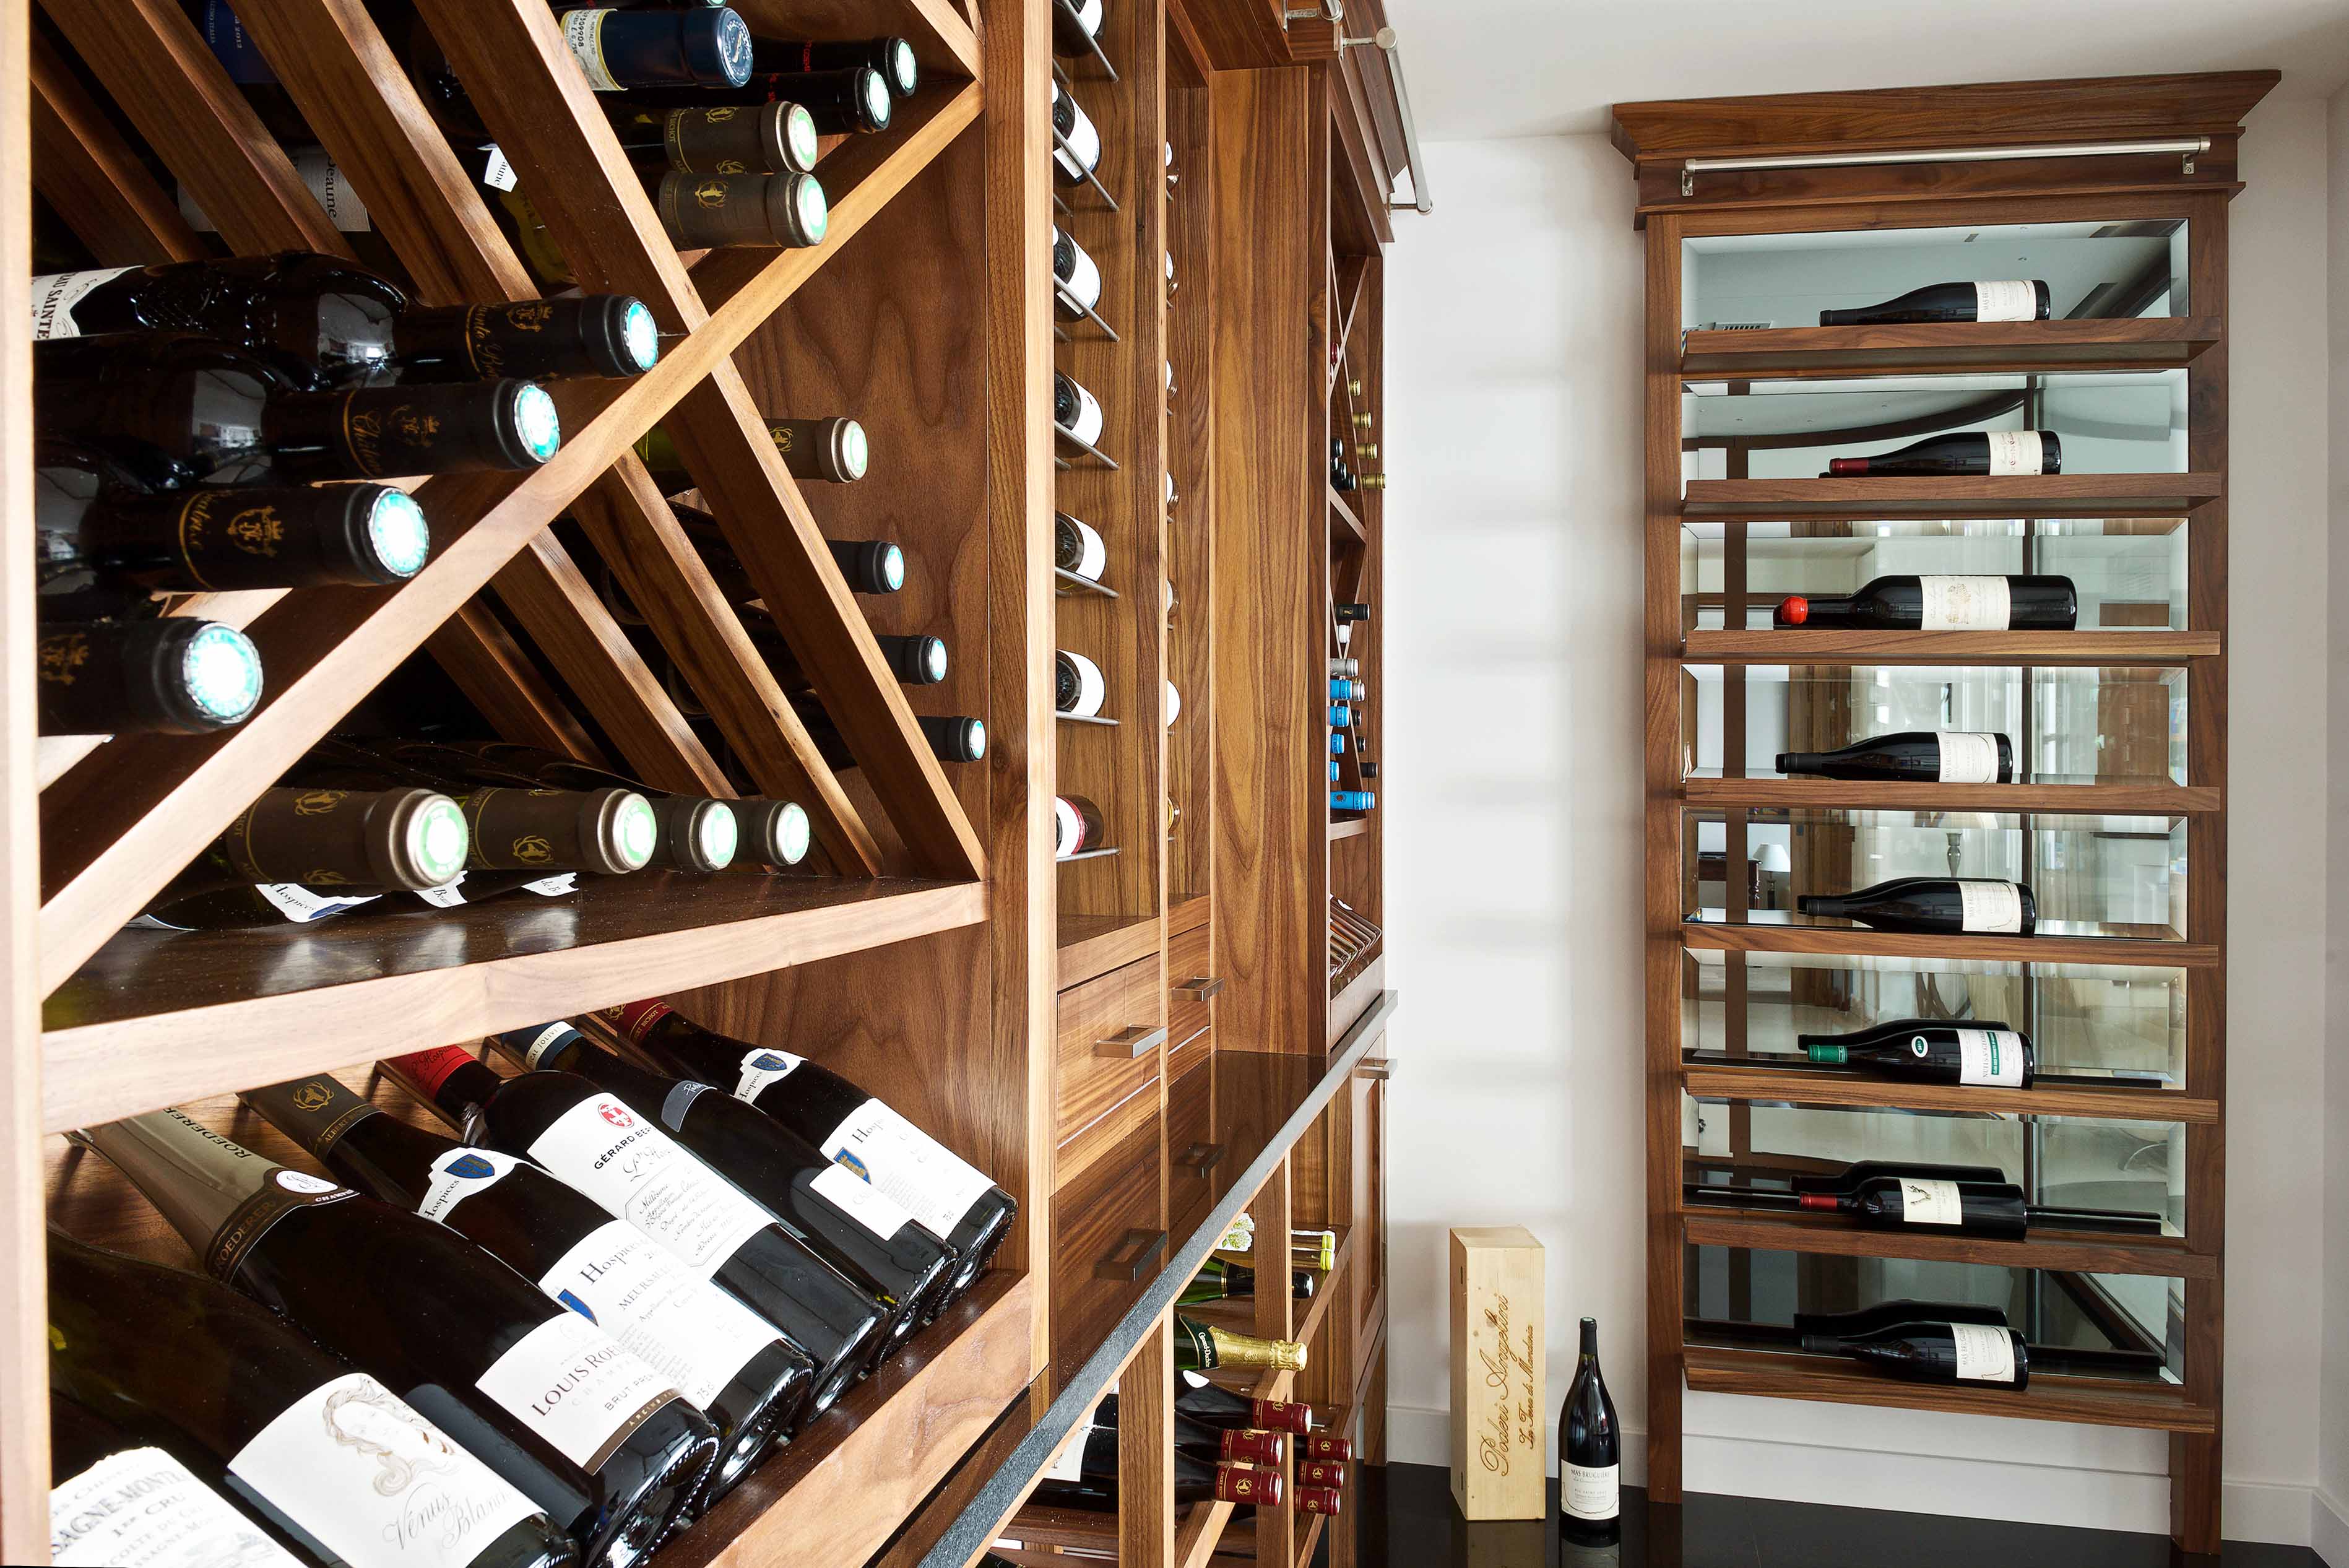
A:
1356,1462,2329,1568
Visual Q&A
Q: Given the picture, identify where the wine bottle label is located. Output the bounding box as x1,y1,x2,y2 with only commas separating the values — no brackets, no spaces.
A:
537,1219,781,1408
733,1047,805,1099
1917,576,2012,631
527,1093,774,1279
660,1078,712,1130
183,151,372,235
1563,1461,1620,1522
1973,281,2037,323
28,269,134,340
1949,1322,2018,1384
559,11,626,92
810,1161,911,1239
816,1098,997,1238
209,1170,360,1281
418,1146,526,1223
524,875,578,896
472,1310,683,1473
1897,1177,1964,1225
1953,1027,2027,1086
228,1372,541,1568
1042,1417,1099,1484
1063,516,1106,579
1984,431,2045,477
1934,731,2003,784
1062,652,1107,717
410,878,470,907
51,1446,305,1568
251,883,381,923
1053,795,1084,857
1957,880,2025,934
519,1023,581,1068
480,145,519,193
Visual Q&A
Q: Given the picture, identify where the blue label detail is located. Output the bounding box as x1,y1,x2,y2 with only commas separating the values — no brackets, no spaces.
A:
751,1052,792,1071
832,1149,873,1183
556,1289,599,1323
201,1,280,84
448,1153,499,1180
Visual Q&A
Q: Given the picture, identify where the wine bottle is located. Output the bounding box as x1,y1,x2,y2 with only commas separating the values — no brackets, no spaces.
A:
1800,1019,2036,1087
1330,657,1359,678
1330,678,1364,701
1797,877,2036,936
1335,602,1371,625
50,1234,578,1568
1776,730,2014,783
489,1023,959,1336
1827,430,2062,477
1172,1314,1305,1373
1053,227,1103,317
1053,371,1104,447
761,623,947,688
1050,84,1102,186
1298,1488,1344,1516
1793,1159,2007,1195
1052,0,1105,56
1801,1320,2029,1388
1820,280,2051,327
644,65,892,133
1794,1172,2030,1237
1553,1317,1621,1543
1053,794,1107,858
1056,649,1107,716
1331,790,1375,812
791,696,987,766
750,36,918,99
383,1047,889,1410
1091,1395,1285,1466
1296,1458,1348,1489
35,334,561,483
1055,511,1107,582
605,100,821,175
1032,1405,1279,1512
30,254,656,384
1177,1257,1317,1304
1170,1370,1325,1443
50,1390,321,1568
1773,574,2077,631
240,1073,815,1507
131,786,471,931
595,1000,1018,1295
296,740,659,878
631,504,899,602
549,7,754,93
637,416,867,486
71,1114,718,1568
37,618,262,737
1791,1299,2009,1338
647,169,829,250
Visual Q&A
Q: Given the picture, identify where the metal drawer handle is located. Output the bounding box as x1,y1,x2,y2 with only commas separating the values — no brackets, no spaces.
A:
1171,975,1226,1001
1177,1140,1224,1177
1093,1228,1169,1281
1359,1057,1393,1081
1094,1024,1167,1060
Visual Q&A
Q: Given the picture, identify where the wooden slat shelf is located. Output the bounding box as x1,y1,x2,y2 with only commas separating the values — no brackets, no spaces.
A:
41,877,985,1133
1329,816,1370,839
1681,1061,2215,1123
1681,920,2214,966
1684,628,2220,665
1679,777,2218,814
1328,485,1365,544
1682,1207,2210,1280
1679,472,2224,519
1681,1345,2212,1433
1681,316,2223,378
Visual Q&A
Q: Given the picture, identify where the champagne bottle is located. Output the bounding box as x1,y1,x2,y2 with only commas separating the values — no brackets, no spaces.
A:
490,1023,959,1336
1177,1257,1317,1304
1053,0,1105,56
1091,1395,1286,1466
50,1390,322,1568
1554,1317,1620,1544
1774,574,2076,631
642,64,892,132
1820,280,2051,327
548,6,755,93
71,1114,717,1568
1172,1314,1305,1373
132,786,471,931
35,334,561,483
637,416,866,485
1776,730,2014,783
240,1073,815,1507
302,743,664,878
1056,649,1107,716
1801,1320,2029,1389
597,1000,1018,1294
1791,1173,2029,1237
1801,1019,2036,1087
50,1234,577,1568
1827,430,2062,477
790,696,987,766
1055,511,1107,581
383,1046,889,1408
1032,1406,1279,1512
748,36,919,99
1053,371,1104,447
1053,794,1107,858
646,169,830,250
38,617,264,739
30,253,656,383
603,101,821,175
1052,227,1103,317
1797,877,2036,936
1050,84,1102,186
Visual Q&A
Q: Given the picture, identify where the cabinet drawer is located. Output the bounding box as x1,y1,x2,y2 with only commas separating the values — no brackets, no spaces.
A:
1167,1052,1221,1244
1051,1107,1166,1378
1166,919,1219,1064
1055,952,1166,1184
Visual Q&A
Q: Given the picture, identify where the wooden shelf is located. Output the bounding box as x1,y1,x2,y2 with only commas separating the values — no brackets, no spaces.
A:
1679,472,2224,520
40,876,984,1134
1682,1208,2211,1280
1680,920,2215,967
1329,816,1371,839
1681,316,2222,378
1681,1345,2212,1433
1680,777,2218,814
1057,911,1163,989
1684,628,2220,665
1328,485,1365,544
1681,1060,2216,1123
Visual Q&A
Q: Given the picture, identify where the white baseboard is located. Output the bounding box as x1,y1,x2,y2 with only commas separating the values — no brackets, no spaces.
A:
1383,1404,2317,1548
2314,1484,2349,1568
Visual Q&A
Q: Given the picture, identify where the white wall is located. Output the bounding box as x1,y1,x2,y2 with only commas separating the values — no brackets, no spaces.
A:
2319,80,2349,1568
1383,104,2335,1546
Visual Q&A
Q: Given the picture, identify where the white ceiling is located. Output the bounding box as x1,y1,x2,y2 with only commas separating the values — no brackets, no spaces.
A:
1382,0,2349,143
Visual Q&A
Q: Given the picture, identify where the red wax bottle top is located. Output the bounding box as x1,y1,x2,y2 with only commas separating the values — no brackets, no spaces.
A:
1251,1397,1312,1436
1827,456,1867,475
1776,595,1810,626
610,998,673,1041
1302,1433,1352,1462
1296,1487,1343,1516
1297,1460,1346,1488
1219,1429,1284,1465
1797,1193,1840,1213
1214,1465,1281,1505
383,1045,478,1099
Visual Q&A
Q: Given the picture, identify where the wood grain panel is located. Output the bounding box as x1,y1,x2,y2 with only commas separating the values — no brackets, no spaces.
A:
1049,1107,1165,1380
1681,316,2219,378
28,28,203,265
1682,1346,2212,1432
1054,953,1166,1164
1118,1316,1176,1566
424,600,608,763
1681,1063,2216,1124
1681,474,2222,521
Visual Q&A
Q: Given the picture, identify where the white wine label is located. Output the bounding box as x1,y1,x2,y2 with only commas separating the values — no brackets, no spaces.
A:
480,145,519,193
51,1446,305,1568
1917,575,2012,631
230,1372,540,1568
1562,1461,1620,1523
1934,731,2003,784
1068,518,1106,581
559,11,625,92
523,875,578,896
1973,280,2038,323
1955,1028,2027,1087
251,883,381,923
528,1093,775,1279
1957,880,2026,934
29,269,134,340
185,151,373,235
1984,430,2046,477
810,1161,911,1240
519,1024,579,1068
1053,796,1082,858
418,1146,525,1223
1042,1416,1099,1484
1897,1177,1965,1225
1949,1322,2019,1384
818,1098,995,1239
410,876,470,909
1063,651,1107,717
733,1047,806,1101
474,1310,683,1473
536,1219,781,1408
660,1079,713,1130
1065,242,1102,310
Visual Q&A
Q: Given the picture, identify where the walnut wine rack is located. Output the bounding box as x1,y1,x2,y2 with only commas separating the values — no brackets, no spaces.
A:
1617,72,2275,1553
0,0,1408,1563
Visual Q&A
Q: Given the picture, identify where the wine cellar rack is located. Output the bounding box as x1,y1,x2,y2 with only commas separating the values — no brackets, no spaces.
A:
0,0,1409,1563
1620,72,2273,1553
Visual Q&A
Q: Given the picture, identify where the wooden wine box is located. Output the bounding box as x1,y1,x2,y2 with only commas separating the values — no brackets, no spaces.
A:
1448,1225,1547,1520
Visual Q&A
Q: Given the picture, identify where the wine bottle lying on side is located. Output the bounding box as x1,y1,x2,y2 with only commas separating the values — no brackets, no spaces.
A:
50,1388,326,1568
1826,430,2061,477
1799,1018,2036,1087
131,786,470,932
1031,1401,1280,1513
37,618,262,738
1774,574,2076,631
1797,877,2037,936
1776,730,2014,784
1801,1319,2030,1390
1819,279,2051,326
